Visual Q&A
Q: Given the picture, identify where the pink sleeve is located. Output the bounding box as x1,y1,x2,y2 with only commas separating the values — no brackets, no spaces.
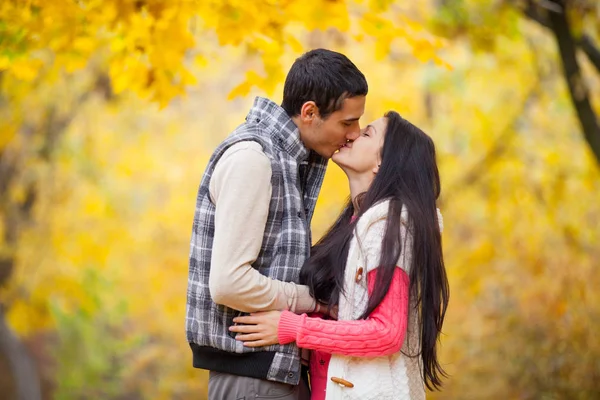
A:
278,268,409,357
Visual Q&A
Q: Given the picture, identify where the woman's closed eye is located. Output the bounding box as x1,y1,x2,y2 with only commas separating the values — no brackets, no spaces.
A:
362,125,375,137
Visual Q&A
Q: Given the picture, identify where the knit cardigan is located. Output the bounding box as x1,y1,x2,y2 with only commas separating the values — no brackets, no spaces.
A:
293,200,442,400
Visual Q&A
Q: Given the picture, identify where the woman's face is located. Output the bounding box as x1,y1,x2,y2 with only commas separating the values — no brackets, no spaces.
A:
332,116,387,174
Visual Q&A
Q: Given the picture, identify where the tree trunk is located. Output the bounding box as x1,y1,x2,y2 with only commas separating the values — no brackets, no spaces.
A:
0,309,41,400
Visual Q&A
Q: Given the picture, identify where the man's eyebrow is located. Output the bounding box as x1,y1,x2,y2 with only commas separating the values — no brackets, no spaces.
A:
342,117,361,122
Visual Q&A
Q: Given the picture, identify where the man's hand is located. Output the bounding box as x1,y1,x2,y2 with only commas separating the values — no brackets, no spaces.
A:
229,311,282,347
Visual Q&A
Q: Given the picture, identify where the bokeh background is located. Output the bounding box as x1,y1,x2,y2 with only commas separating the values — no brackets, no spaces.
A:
1,1,599,399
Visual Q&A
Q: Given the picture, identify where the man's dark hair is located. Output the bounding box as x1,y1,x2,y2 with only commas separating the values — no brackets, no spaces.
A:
281,49,368,119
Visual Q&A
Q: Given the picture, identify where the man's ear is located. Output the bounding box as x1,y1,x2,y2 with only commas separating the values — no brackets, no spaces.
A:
299,101,319,124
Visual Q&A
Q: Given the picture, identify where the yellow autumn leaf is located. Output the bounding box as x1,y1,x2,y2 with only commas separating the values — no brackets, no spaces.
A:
412,39,436,62
0,56,10,70
286,33,304,54
73,36,97,54
9,58,42,81
227,80,254,100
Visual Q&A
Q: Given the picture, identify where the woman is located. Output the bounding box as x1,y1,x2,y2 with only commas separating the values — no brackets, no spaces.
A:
230,111,449,400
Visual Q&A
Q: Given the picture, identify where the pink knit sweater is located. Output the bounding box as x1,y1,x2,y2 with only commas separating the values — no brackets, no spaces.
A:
278,267,410,400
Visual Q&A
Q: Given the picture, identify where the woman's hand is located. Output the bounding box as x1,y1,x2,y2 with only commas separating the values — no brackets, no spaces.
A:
229,310,283,347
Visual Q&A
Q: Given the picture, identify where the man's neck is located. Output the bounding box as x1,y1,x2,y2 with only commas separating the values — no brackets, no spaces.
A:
291,116,309,150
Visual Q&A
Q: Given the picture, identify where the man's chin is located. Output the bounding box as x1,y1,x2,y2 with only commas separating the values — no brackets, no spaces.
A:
317,148,337,160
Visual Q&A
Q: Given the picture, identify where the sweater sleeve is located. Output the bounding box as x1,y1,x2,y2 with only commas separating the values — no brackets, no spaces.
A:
278,267,410,357
208,141,317,314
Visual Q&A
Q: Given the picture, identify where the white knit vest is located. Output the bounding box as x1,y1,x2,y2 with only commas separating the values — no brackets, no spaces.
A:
325,200,443,400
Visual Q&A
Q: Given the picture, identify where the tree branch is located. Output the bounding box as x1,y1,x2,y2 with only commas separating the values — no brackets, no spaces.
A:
523,0,600,74
579,34,600,73
547,0,600,165
523,0,551,29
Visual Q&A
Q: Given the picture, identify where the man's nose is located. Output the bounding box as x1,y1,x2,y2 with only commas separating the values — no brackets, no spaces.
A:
347,129,360,141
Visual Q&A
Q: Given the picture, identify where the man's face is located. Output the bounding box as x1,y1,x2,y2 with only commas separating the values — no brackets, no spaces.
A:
305,96,366,159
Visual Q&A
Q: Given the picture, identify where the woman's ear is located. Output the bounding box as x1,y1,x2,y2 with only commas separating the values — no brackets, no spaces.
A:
372,164,380,174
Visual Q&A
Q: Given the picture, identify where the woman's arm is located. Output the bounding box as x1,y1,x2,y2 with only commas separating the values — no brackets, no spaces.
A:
230,267,410,357
279,267,409,357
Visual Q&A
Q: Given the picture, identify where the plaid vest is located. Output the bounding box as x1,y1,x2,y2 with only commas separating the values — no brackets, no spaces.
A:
185,97,327,384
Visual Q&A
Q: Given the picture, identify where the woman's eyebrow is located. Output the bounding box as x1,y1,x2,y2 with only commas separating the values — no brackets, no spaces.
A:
366,124,376,134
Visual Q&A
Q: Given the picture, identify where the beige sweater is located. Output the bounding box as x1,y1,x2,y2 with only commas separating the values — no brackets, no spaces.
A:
207,141,317,314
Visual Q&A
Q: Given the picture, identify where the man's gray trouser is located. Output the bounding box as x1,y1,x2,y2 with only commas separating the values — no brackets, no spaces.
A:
208,371,310,400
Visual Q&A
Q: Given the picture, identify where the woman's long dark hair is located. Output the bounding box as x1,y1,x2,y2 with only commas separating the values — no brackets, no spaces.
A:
300,111,449,390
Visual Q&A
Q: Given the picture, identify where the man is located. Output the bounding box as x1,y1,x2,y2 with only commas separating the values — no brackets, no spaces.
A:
186,49,368,399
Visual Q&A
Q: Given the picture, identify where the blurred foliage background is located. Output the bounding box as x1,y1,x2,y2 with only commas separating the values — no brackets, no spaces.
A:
1,0,599,399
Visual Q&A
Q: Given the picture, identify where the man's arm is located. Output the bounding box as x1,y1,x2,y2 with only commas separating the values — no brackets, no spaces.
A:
208,141,316,313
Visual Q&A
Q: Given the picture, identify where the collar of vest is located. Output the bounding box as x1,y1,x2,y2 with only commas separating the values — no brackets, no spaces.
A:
246,96,309,162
